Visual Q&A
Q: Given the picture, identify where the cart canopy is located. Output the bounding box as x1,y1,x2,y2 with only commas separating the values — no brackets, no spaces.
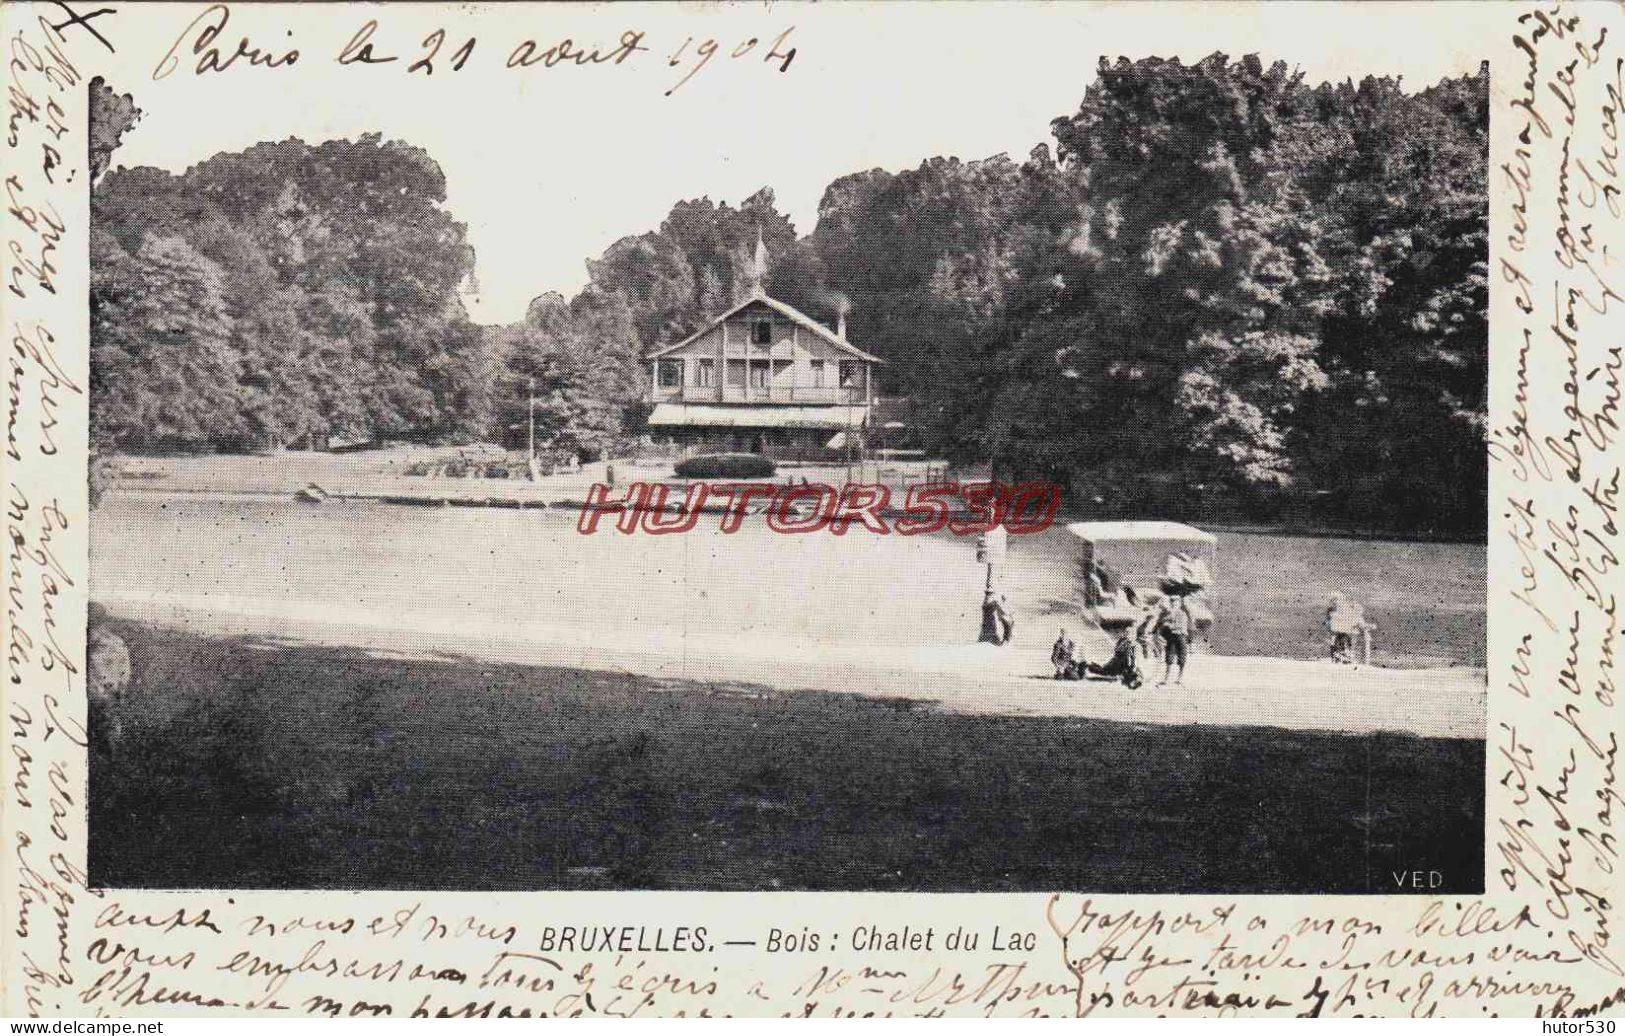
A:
1065,521,1217,548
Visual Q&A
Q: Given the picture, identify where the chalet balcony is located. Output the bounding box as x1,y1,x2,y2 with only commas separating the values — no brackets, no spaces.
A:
649,384,868,406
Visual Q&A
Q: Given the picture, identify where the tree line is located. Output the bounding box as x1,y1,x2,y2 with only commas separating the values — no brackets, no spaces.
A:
90,55,1487,536
91,125,492,452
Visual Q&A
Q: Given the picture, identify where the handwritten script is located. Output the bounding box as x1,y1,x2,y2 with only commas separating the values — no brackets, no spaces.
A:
1488,0,1623,995
149,4,797,96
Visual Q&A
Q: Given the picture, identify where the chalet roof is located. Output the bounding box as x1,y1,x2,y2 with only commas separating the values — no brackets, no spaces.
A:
646,291,884,364
647,403,870,430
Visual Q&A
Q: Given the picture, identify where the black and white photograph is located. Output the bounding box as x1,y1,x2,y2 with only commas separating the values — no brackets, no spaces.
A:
83,20,1490,896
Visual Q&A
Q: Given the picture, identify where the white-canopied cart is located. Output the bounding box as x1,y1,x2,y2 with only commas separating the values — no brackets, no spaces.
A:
1067,520,1217,636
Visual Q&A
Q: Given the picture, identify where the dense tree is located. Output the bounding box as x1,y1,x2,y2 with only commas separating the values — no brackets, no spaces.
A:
943,56,1487,534
91,135,491,449
804,151,1077,460
90,231,243,449
1294,69,1490,534
1032,56,1339,486
583,233,699,344
812,157,1023,379
491,289,645,459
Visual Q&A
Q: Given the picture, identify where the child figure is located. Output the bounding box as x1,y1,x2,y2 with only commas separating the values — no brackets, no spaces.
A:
1154,589,1195,686
1327,593,1368,664
1051,628,1076,679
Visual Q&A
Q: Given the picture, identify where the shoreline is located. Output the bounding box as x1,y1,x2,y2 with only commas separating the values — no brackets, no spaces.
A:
103,444,1489,546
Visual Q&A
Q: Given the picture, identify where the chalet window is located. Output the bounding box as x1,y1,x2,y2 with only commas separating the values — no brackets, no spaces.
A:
839,361,860,388
658,360,683,388
696,359,715,387
726,359,746,387
750,319,773,346
809,359,825,387
749,361,770,389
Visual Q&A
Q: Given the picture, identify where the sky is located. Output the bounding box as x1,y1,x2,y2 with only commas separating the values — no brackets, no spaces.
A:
108,2,1499,324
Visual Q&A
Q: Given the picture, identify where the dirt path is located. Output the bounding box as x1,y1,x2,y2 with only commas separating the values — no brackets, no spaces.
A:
102,593,1485,739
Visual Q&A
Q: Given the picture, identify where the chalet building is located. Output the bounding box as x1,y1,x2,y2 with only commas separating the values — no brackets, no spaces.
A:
644,243,883,456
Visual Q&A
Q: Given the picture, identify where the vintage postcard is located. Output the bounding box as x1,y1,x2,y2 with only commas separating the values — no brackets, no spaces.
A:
2,0,1620,1020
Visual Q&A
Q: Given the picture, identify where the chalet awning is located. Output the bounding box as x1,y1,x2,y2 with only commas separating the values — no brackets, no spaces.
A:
647,403,869,430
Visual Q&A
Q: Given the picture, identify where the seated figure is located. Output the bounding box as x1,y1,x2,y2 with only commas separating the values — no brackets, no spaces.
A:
1067,632,1143,689
1051,628,1076,679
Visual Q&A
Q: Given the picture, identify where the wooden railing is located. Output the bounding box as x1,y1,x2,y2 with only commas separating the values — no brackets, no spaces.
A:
650,384,866,405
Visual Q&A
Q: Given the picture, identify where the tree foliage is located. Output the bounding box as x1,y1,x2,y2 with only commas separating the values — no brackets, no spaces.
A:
490,289,645,460
812,54,1489,536
88,76,141,185
583,186,819,341
90,230,241,449
91,134,492,450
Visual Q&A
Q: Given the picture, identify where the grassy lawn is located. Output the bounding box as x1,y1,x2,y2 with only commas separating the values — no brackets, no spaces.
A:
91,622,1484,893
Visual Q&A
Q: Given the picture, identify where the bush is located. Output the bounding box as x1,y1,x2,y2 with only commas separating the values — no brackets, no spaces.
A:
674,452,776,479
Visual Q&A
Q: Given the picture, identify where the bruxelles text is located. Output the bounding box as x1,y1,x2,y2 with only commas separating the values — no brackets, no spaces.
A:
576,481,1062,536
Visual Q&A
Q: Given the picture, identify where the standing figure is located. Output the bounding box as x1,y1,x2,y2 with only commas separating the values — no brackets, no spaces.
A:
1134,604,1162,664
1326,593,1367,664
980,590,1006,645
1092,560,1125,605
1154,590,1195,686
995,593,1016,644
